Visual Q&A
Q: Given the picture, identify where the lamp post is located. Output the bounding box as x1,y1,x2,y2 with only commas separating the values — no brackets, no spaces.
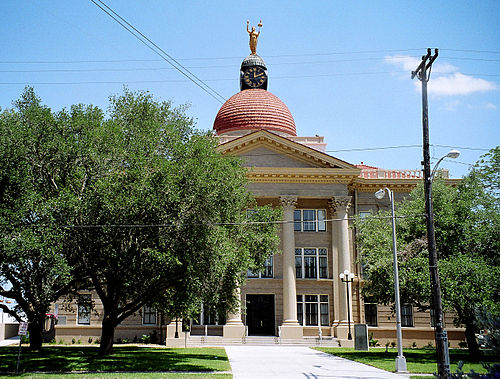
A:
339,269,354,340
375,188,407,373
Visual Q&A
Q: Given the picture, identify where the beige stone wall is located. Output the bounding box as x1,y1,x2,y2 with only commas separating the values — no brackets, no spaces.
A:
52,292,162,343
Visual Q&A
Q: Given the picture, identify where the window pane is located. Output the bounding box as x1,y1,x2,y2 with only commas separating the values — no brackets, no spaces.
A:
304,248,316,255
294,210,301,231
320,303,329,326
304,256,316,278
320,295,328,302
295,256,302,278
305,303,318,326
297,302,303,326
401,304,413,327
305,295,317,302
77,295,91,325
364,303,378,326
247,269,259,278
263,256,273,278
318,248,327,255
317,210,326,231
319,257,328,278
143,306,157,325
303,210,316,231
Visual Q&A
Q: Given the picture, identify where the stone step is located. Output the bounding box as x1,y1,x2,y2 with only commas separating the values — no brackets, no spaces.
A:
184,335,339,347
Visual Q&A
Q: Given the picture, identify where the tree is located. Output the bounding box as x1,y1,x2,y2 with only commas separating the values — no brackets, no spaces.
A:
0,88,100,349
67,89,281,355
1,88,281,355
355,147,499,356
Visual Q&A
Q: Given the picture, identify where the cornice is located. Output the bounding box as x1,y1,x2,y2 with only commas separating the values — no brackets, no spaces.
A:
350,177,461,192
247,167,360,184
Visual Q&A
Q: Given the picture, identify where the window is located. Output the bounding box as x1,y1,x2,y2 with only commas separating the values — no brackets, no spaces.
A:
364,303,378,326
401,304,414,327
77,294,91,325
248,256,273,278
192,304,226,326
294,209,326,232
359,211,372,219
295,248,328,279
297,295,329,326
143,305,157,325
430,308,445,328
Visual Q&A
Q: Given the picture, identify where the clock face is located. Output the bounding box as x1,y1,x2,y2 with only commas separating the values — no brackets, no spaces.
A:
243,66,267,88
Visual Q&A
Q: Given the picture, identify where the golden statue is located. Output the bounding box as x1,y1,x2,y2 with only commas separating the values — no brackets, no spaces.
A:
247,20,262,55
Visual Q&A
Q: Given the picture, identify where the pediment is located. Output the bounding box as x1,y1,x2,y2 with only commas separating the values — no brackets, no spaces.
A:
217,130,358,171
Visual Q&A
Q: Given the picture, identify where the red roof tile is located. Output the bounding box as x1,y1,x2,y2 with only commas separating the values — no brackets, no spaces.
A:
213,89,296,136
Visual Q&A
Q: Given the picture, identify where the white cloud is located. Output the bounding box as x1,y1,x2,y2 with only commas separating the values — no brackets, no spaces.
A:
485,102,498,110
385,55,457,74
386,55,497,96
427,73,497,96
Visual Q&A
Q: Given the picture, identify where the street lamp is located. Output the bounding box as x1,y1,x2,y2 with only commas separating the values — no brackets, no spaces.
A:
339,269,354,340
375,188,407,373
431,150,460,181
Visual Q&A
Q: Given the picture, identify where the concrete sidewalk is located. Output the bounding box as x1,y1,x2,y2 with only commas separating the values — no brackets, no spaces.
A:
225,345,410,379
0,336,20,347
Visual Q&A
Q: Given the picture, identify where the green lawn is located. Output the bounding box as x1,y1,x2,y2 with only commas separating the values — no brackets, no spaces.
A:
0,346,231,377
315,347,499,374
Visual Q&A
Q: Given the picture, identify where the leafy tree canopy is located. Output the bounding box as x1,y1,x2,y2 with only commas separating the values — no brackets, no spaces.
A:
1,88,281,355
355,147,499,355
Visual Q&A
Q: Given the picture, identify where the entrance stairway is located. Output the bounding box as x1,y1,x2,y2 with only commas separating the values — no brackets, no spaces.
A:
184,335,340,347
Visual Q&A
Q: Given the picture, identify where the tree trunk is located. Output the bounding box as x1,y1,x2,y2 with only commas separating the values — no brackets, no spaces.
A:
28,319,43,350
465,321,480,358
99,318,116,356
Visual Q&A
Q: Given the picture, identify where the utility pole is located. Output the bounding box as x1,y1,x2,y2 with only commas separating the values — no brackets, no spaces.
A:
412,48,451,379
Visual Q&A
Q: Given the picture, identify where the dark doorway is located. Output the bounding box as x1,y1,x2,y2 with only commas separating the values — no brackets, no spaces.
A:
246,294,275,336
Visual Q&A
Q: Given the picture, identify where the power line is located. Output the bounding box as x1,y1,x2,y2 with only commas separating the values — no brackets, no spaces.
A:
89,0,226,104
3,213,426,230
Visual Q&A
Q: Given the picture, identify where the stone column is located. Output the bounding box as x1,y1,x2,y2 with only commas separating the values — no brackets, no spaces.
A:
223,288,246,338
328,200,340,326
279,195,303,339
331,196,353,341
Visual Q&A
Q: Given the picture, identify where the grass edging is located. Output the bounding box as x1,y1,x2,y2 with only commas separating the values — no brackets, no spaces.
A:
314,347,497,374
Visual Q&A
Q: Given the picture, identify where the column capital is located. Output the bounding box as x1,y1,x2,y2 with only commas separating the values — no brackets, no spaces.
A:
329,196,352,213
280,195,298,210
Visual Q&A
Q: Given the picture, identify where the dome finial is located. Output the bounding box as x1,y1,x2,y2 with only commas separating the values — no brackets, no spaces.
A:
246,19,262,55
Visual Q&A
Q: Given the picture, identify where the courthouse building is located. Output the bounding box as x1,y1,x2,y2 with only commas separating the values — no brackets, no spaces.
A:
52,34,465,347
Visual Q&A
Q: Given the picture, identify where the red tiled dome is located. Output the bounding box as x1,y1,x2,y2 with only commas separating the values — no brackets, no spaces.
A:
213,89,296,136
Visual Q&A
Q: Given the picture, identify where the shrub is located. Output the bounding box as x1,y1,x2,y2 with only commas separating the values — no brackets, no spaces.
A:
411,341,417,348
122,337,130,344
390,341,396,348
140,334,151,344
21,334,30,344
71,338,76,344
368,333,379,347
88,337,93,344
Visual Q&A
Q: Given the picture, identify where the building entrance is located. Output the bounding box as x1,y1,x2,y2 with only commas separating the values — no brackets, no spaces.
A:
246,294,275,336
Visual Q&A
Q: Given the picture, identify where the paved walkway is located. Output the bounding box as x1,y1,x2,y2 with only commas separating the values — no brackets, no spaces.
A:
0,336,19,347
225,345,410,379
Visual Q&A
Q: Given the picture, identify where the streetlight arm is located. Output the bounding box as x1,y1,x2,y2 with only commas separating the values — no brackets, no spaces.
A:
430,156,446,181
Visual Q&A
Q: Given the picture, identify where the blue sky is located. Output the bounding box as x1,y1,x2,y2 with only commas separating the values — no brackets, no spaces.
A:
1,0,498,178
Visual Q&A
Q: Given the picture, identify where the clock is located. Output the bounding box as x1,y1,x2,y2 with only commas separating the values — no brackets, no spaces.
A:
242,66,267,89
